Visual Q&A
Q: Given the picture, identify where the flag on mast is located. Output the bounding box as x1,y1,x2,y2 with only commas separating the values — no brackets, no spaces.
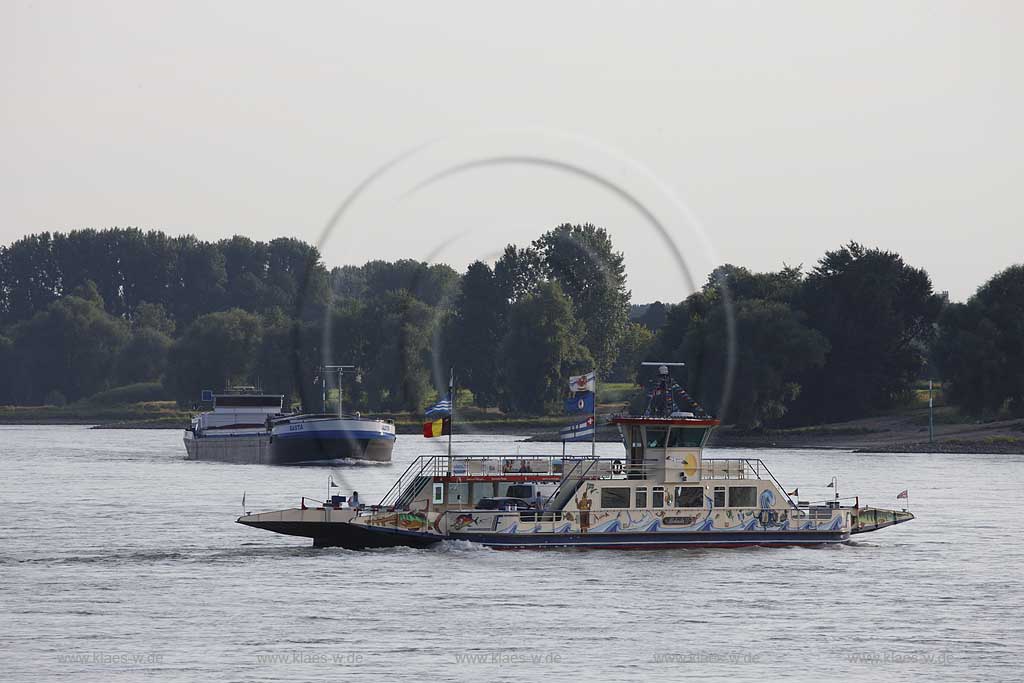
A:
564,392,595,415
424,399,452,418
424,367,455,439
569,371,596,394
897,489,908,499
560,416,595,442
423,416,451,438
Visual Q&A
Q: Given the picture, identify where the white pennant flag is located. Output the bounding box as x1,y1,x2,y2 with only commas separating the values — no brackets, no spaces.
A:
568,371,596,394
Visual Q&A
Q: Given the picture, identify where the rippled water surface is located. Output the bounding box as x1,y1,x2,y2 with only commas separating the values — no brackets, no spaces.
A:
2,425,1022,682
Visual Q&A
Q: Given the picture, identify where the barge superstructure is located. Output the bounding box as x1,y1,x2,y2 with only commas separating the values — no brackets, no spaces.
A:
184,389,282,463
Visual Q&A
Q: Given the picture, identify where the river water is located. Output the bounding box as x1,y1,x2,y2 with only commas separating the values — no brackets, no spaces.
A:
1,425,1022,682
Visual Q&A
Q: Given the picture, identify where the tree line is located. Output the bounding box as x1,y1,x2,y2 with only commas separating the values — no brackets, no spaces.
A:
0,226,1020,426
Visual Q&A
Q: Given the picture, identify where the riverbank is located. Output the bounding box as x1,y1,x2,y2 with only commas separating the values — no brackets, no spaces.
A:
525,407,1024,454
0,402,189,428
4,402,1022,453
707,409,1024,453
0,403,587,435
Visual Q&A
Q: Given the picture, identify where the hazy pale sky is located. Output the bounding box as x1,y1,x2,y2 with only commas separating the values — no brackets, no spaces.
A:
3,1,1021,303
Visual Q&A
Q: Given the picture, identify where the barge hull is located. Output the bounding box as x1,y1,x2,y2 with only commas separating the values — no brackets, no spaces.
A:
268,433,394,465
184,434,271,464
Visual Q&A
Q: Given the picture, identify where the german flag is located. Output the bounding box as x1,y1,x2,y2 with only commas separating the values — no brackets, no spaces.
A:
422,416,451,438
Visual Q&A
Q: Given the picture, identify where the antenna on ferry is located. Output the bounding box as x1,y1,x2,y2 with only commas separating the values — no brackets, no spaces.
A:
826,476,839,503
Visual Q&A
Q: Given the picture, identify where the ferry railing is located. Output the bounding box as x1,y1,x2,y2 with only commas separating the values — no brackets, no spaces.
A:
379,454,799,508
392,455,805,484
701,458,799,509
800,495,860,509
422,454,628,480
378,455,439,509
542,457,601,511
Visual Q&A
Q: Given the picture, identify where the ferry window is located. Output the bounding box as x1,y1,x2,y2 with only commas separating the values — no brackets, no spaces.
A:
448,482,468,505
636,487,648,508
713,486,726,508
675,486,704,508
668,428,707,448
729,486,757,508
506,484,533,499
652,487,665,508
432,483,444,504
646,429,668,448
601,487,631,509
496,482,515,497
472,482,495,504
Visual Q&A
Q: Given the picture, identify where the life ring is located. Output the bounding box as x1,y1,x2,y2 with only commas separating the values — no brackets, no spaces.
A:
612,460,623,475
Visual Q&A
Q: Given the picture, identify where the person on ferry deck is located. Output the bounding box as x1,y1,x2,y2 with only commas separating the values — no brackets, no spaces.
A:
531,490,546,509
349,491,360,509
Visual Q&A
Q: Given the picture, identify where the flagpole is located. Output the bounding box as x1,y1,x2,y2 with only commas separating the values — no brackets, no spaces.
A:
446,367,454,477
448,367,454,459
591,371,597,458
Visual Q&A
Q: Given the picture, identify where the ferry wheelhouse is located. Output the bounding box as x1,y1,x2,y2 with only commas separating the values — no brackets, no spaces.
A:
238,366,913,548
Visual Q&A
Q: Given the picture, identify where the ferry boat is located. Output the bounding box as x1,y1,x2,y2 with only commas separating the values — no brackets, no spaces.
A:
238,366,913,548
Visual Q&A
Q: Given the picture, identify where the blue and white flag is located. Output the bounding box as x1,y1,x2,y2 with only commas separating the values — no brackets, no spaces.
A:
425,398,452,418
560,416,595,442
564,391,594,415
569,371,596,394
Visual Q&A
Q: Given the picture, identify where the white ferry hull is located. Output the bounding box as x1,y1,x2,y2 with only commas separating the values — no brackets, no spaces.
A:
236,511,854,550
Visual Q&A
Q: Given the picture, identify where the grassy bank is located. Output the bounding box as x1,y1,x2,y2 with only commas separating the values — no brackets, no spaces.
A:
0,401,190,428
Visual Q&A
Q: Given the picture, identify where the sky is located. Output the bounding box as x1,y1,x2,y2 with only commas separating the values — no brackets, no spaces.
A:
3,1,1021,304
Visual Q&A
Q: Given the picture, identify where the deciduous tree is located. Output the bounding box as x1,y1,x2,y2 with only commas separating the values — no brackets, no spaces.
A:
934,264,1024,417
498,282,593,415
